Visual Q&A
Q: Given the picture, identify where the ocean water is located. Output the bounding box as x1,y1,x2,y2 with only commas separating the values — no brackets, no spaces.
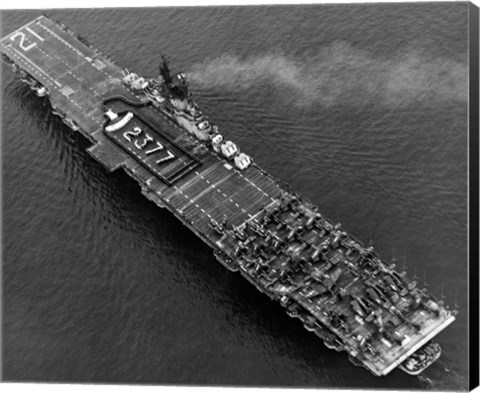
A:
1,3,469,390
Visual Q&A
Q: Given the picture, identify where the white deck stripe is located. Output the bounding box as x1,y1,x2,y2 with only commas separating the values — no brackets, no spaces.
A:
26,27,44,42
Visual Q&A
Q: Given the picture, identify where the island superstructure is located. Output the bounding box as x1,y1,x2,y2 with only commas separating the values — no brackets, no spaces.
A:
0,15,456,377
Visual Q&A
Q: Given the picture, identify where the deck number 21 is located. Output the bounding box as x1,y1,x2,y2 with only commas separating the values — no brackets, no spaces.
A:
10,27,44,51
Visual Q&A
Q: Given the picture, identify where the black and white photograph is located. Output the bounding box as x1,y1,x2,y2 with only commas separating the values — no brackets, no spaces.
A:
1,1,478,391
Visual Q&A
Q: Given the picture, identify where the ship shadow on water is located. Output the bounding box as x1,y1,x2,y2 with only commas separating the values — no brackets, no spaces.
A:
4,80,430,390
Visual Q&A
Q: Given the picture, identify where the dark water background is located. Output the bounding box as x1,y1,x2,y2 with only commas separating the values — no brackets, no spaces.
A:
1,3,469,390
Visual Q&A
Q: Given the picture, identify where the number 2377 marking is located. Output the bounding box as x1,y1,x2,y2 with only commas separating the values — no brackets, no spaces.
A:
123,127,176,166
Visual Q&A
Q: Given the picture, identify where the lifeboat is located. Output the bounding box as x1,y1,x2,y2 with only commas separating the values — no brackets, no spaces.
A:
122,72,138,86
220,141,238,159
211,134,224,153
36,86,47,97
132,77,148,90
122,72,149,90
234,152,252,170
194,120,211,141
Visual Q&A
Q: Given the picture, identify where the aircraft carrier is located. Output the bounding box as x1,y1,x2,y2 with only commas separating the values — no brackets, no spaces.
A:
0,15,457,377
